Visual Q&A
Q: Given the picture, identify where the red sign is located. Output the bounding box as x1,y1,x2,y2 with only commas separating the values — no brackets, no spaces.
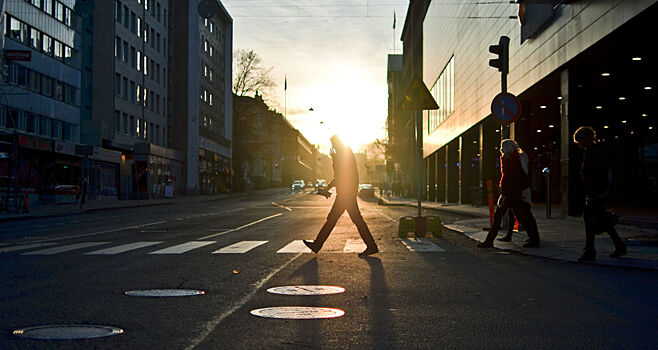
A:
5,50,32,61
18,135,52,152
54,141,76,155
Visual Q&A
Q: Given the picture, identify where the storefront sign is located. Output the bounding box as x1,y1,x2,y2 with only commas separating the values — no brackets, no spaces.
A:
54,141,76,155
18,135,51,152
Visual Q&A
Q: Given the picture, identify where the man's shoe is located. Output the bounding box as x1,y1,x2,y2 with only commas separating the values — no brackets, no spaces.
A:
609,246,627,258
578,253,596,262
497,236,512,242
303,240,320,253
358,245,379,257
477,241,493,248
523,241,540,248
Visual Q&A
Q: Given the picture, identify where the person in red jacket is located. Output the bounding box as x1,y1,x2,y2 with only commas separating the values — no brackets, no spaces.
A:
478,139,540,248
304,135,379,257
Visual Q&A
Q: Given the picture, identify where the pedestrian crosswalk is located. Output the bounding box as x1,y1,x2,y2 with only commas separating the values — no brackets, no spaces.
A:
0,238,445,256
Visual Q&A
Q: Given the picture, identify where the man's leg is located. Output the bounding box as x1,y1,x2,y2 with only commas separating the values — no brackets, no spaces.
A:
308,197,346,251
580,200,597,260
513,201,540,247
479,202,509,247
345,197,377,249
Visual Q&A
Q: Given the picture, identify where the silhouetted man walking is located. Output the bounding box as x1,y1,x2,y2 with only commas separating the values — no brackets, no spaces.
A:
304,135,379,257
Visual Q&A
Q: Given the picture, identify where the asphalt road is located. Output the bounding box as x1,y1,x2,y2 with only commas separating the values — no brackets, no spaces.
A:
0,189,656,349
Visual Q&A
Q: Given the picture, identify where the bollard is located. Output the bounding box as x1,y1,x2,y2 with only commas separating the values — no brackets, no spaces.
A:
487,180,495,226
542,167,551,219
24,190,29,213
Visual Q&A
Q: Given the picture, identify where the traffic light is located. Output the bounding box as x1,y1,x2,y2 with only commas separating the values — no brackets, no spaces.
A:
274,162,279,169
489,36,510,74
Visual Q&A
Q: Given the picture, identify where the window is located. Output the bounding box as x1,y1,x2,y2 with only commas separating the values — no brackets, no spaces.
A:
157,2,161,21
156,33,160,52
156,94,160,113
130,12,136,33
29,70,41,92
209,69,213,82
209,93,213,106
130,81,135,101
54,81,63,100
114,110,121,132
122,77,128,99
123,41,129,62
137,50,141,71
115,36,121,57
136,84,141,102
64,46,73,65
9,17,28,44
210,21,214,33
150,29,155,48
30,28,41,50
122,113,128,134
63,122,72,141
143,23,149,43
156,63,160,82
204,64,208,78
136,118,141,137
27,113,36,133
16,64,27,87
130,115,135,135
149,91,154,111
39,116,51,136
54,40,63,60
137,18,142,37
427,56,455,133
42,75,53,96
143,55,148,76
52,119,62,139
64,7,72,26
55,2,64,22
42,34,53,55
123,6,129,27
130,46,136,68
44,0,53,15
114,73,121,95
31,0,42,9
204,39,208,53
116,0,122,22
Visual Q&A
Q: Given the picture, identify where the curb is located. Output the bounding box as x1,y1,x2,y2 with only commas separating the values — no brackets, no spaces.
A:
377,197,487,219
443,224,658,272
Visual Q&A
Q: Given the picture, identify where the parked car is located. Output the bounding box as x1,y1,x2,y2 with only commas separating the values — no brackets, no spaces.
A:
358,184,374,198
305,180,315,188
315,179,327,189
291,180,305,191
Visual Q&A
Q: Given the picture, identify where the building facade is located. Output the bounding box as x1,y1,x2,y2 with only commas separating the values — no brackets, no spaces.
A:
408,0,657,216
1,0,84,204
169,0,232,195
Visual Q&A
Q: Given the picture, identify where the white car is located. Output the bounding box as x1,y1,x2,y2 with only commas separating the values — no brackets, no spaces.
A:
291,180,305,190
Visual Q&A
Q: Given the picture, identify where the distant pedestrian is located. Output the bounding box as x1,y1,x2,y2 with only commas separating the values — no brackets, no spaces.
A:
573,126,626,261
304,135,379,257
497,146,532,242
478,139,540,248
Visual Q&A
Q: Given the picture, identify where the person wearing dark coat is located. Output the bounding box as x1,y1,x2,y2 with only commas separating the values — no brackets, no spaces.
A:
478,139,540,248
573,126,626,261
304,135,379,257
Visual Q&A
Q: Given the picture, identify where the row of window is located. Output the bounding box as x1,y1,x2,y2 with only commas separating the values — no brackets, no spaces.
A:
428,56,455,133
25,0,74,28
115,36,165,86
114,73,165,117
113,110,164,146
203,63,215,82
201,114,225,135
201,88,214,107
7,15,75,66
116,0,166,56
1,106,78,143
8,63,77,105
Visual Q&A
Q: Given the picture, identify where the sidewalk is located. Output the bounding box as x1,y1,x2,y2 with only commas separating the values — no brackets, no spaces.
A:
377,193,658,270
0,192,243,223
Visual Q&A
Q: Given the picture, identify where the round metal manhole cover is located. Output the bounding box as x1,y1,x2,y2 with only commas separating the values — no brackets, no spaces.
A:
124,289,205,297
13,325,123,340
250,306,345,319
267,285,345,296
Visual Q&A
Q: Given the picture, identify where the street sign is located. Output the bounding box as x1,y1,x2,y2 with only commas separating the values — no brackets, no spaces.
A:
491,92,521,124
400,75,439,110
5,50,31,61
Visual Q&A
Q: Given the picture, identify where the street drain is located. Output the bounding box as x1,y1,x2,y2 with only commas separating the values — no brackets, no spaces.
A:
13,325,123,340
250,306,345,319
124,289,205,297
267,285,345,296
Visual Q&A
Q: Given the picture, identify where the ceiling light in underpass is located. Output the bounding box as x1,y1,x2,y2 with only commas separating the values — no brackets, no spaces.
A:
534,147,538,150
596,106,603,109
642,113,648,117
537,129,542,133
603,125,609,129
645,86,653,90
650,126,654,130
548,124,555,128
621,120,627,124
632,57,642,61
601,72,611,77
557,96,562,100
618,97,626,100
472,141,477,144
630,130,635,135
615,135,619,139
540,105,547,109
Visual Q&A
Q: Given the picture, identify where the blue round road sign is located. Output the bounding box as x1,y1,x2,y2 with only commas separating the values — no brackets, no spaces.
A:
491,92,521,124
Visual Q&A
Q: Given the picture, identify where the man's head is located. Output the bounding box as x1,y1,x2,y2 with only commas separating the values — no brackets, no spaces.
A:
573,126,596,150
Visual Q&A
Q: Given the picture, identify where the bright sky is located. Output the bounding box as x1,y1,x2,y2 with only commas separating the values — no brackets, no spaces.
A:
224,0,409,153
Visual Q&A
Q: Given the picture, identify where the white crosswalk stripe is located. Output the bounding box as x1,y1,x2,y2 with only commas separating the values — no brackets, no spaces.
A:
1,243,58,253
22,242,109,255
85,241,164,255
276,240,312,253
213,241,268,254
343,239,367,253
148,241,216,254
400,238,445,252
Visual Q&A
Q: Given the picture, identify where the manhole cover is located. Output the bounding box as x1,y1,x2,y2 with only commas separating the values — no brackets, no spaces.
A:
267,285,345,296
250,306,345,319
13,325,123,340
124,289,205,297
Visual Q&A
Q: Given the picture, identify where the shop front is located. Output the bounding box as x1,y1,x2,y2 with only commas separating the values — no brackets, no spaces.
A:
134,143,184,199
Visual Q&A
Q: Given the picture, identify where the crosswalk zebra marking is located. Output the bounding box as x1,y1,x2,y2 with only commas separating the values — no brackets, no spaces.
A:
148,241,216,254
213,241,268,254
85,241,164,255
276,240,312,253
22,242,110,255
1,243,58,253
343,239,367,253
401,238,445,252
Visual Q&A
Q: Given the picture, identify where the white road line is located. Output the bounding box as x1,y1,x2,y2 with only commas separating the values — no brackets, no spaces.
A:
276,240,312,254
343,239,367,253
22,242,110,255
197,213,283,240
185,253,302,350
379,210,398,223
85,241,164,255
19,221,167,244
271,202,292,211
1,243,58,253
401,238,445,252
212,241,268,254
148,241,216,255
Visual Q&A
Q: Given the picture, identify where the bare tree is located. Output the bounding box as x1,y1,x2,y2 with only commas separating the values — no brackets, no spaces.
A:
232,49,276,97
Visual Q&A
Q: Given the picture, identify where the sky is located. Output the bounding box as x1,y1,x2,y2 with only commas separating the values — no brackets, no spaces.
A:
223,0,410,153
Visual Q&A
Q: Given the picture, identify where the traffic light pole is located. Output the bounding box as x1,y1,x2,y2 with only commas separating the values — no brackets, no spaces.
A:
415,109,423,217
489,35,510,140
501,71,509,139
